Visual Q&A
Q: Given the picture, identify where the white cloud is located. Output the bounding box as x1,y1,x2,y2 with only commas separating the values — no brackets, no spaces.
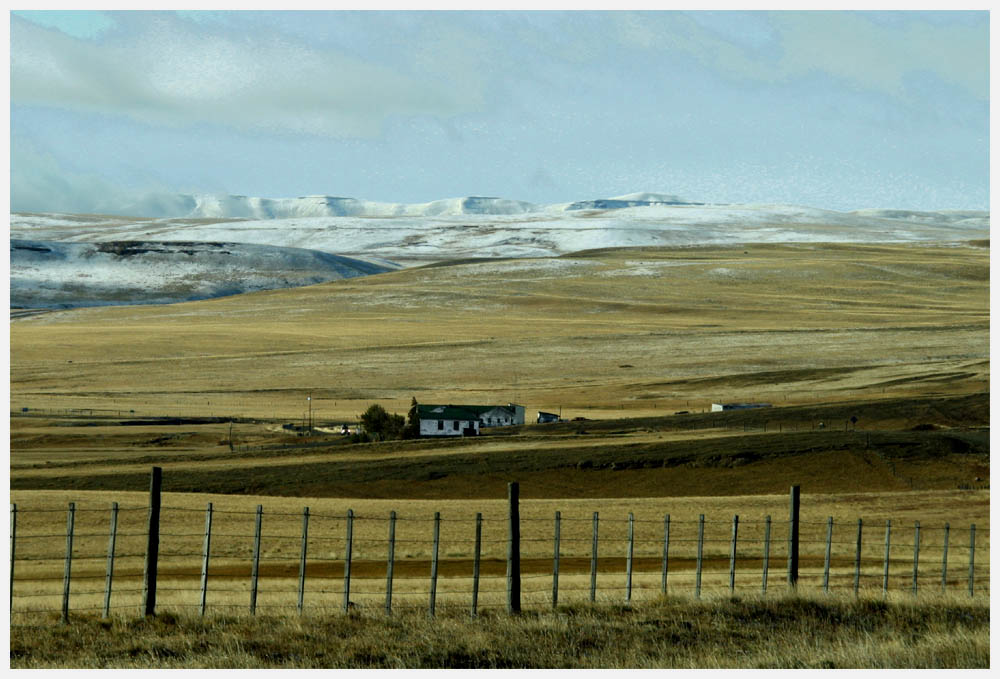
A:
10,136,182,215
611,11,987,101
10,13,481,138
771,12,988,100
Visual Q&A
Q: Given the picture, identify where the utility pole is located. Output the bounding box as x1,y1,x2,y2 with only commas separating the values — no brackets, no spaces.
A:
307,395,312,433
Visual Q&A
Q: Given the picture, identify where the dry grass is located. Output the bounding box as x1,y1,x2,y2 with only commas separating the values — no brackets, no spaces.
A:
10,243,989,422
7,241,990,668
10,590,990,668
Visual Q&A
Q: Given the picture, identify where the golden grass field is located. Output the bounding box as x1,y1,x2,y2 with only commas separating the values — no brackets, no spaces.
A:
10,242,989,421
8,241,990,667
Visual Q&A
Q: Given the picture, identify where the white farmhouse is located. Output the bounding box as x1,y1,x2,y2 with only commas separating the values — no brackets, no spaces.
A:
416,405,482,437
415,403,526,437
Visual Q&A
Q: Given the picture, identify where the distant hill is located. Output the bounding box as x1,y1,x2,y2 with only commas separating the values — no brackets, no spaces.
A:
10,239,398,309
111,193,546,219
9,194,989,308
11,198,989,266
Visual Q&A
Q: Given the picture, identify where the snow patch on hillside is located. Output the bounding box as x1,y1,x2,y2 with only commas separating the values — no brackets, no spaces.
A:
10,239,398,309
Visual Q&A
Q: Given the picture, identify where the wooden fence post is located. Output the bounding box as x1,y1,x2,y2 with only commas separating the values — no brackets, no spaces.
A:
912,521,920,595
695,514,705,599
787,485,800,588
762,515,771,594
62,502,76,624
250,504,262,615
552,511,560,609
822,517,833,593
10,504,16,612
590,512,599,603
967,524,976,597
103,502,119,619
882,519,891,598
430,511,440,617
626,513,635,603
728,515,739,594
661,514,670,595
343,509,354,613
853,519,863,597
200,503,213,617
297,507,309,615
507,483,521,614
143,466,162,617
472,512,482,618
386,511,396,616
941,522,949,592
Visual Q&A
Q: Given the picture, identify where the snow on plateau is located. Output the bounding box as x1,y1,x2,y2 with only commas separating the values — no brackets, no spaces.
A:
9,192,989,309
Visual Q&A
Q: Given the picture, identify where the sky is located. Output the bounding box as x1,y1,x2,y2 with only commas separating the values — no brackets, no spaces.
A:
8,9,991,215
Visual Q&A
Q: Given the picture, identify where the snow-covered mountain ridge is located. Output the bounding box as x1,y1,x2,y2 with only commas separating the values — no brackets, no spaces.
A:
12,196,988,266
71,191,698,219
83,190,989,225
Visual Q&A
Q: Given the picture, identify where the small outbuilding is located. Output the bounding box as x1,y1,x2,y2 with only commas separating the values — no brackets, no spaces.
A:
470,403,526,428
537,411,561,423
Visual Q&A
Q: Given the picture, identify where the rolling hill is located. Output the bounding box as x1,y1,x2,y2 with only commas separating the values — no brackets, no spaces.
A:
10,239,399,309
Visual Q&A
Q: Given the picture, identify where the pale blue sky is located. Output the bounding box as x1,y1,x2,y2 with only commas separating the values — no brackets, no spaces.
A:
9,10,990,215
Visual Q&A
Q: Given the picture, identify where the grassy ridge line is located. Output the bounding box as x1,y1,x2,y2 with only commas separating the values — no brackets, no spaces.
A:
10,593,989,668
9,427,989,498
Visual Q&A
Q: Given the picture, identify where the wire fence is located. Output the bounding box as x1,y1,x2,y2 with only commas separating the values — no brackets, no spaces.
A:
10,478,990,626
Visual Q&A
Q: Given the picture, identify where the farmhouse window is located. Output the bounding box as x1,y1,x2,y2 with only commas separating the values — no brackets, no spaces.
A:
453,421,460,431
437,420,443,430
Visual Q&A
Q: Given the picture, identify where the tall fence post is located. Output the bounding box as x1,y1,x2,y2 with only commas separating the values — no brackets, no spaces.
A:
250,505,263,615
695,514,705,599
507,482,521,614
472,512,482,618
882,519,892,598
590,512,599,603
912,521,920,595
762,515,771,594
297,507,309,615
386,511,396,616
941,522,950,592
787,485,800,588
661,514,670,595
143,466,162,617
822,517,833,593
967,524,976,597
10,504,16,612
200,503,213,617
613,511,628,603
854,519,863,597
103,502,119,619
552,511,560,609
728,515,739,593
430,511,440,617
344,509,354,613
62,502,76,624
